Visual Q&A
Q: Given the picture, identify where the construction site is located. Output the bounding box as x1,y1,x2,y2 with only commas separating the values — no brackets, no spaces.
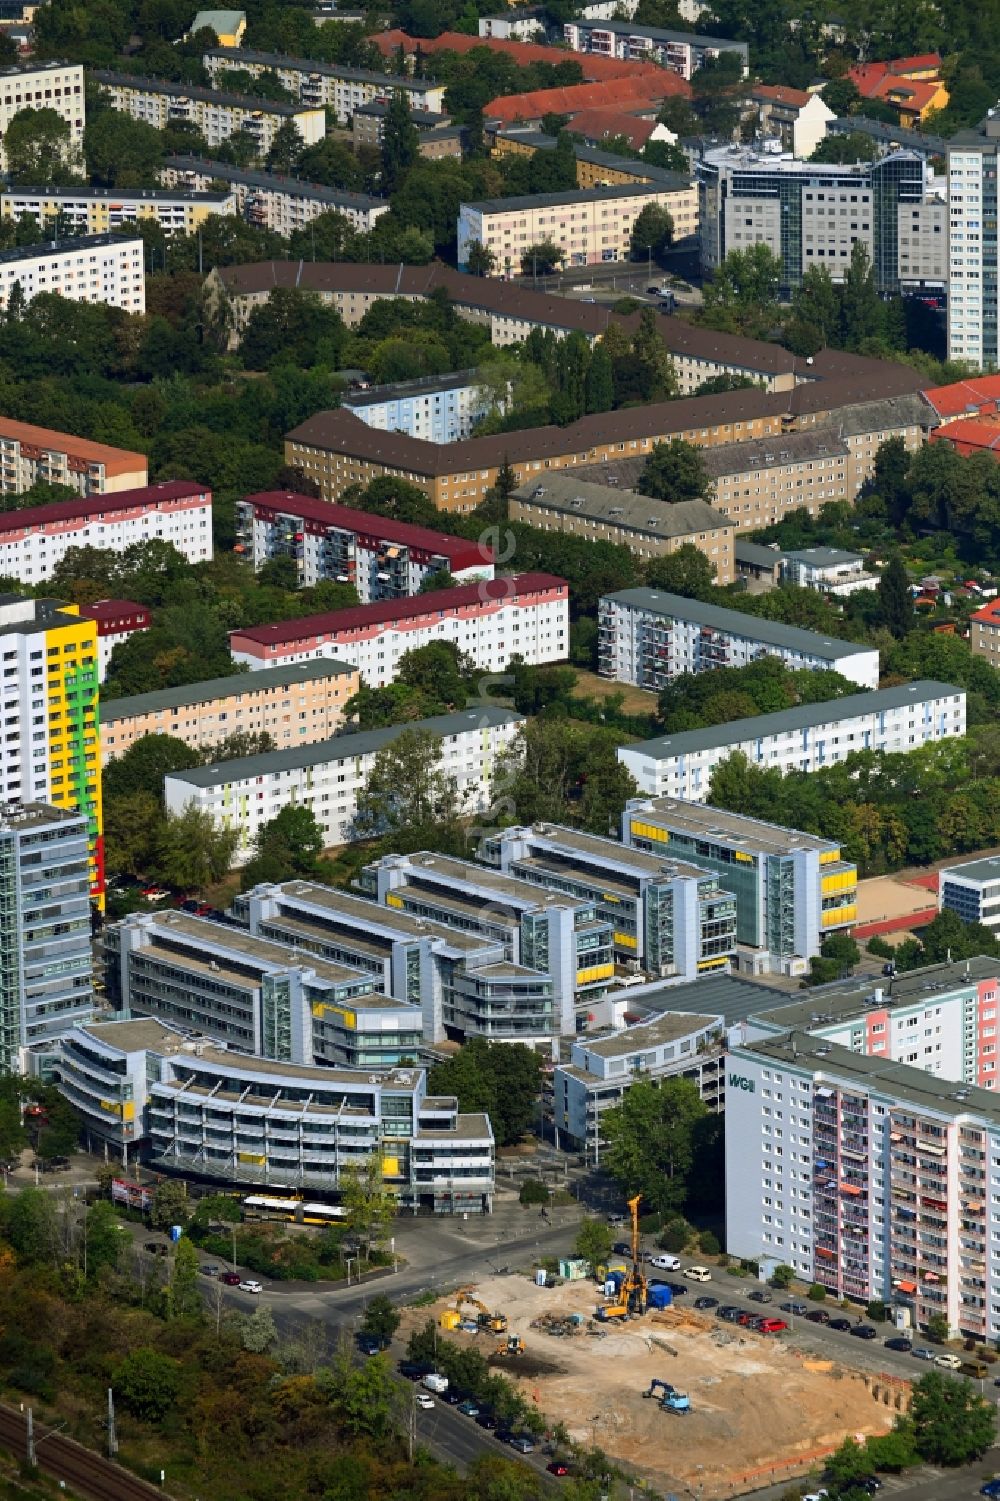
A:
407,1274,898,1496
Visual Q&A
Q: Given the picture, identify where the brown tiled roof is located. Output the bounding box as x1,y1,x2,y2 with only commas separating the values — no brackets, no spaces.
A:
0,416,146,475
370,29,664,82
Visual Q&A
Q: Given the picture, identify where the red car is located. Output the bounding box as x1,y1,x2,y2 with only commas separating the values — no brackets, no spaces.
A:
221,1272,242,1286
546,1462,571,1477
757,1318,788,1335
736,1311,756,1326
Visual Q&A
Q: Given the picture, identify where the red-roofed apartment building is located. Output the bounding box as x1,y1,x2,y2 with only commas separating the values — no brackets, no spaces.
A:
233,490,494,600
923,375,1000,424
485,70,689,128
0,416,147,497
371,28,664,82
970,598,1000,669
229,573,570,683
77,598,151,681
750,83,835,157
848,52,948,125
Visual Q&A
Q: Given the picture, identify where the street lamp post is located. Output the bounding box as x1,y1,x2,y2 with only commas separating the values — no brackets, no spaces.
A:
345,1254,357,1287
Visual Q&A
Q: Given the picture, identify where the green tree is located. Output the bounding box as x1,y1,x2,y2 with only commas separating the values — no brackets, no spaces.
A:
84,109,165,188
113,1349,181,1424
340,1155,396,1256
318,1348,397,1439
241,287,346,370
34,1095,79,1161
428,1037,543,1148
266,119,303,174
103,734,202,806
926,1312,950,1344
630,306,677,402
574,1218,614,1268
600,1077,711,1213
240,803,326,889
4,107,82,186
381,88,419,194
153,802,237,891
361,1293,401,1346
821,78,862,116
585,339,614,414
84,1201,129,1278
166,1235,202,1321
840,239,880,350
771,1264,795,1288
825,1436,871,1490
640,439,711,502
645,543,716,599
521,238,563,275
811,131,878,165
104,790,161,881
466,239,495,277
910,1371,995,1464
701,243,781,338
7,1188,58,1265
149,1178,189,1231
396,639,473,711
806,931,861,985
352,727,465,852
877,554,914,640
785,263,840,356
241,1305,278,1353
629,202,674,260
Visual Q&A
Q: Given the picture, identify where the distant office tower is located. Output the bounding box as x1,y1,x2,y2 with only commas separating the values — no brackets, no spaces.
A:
0,803,93,1068
0,595,102,903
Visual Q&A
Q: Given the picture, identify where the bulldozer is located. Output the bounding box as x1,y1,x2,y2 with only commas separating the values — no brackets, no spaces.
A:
495,1334,525,1357
596,1194,647,1321
439,1286,507,1334
643,1378,690,1414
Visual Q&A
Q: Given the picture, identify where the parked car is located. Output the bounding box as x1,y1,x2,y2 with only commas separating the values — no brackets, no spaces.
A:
356,1334,382,1356
884,1337,912,1352
716,1305,742,1322
547,1461,571,1476
221,1272,242,1286
239,1279,263,1294
780,1301,809,1316
757,1319,788,1334
911,1347,935,1360
683,1266,712,1283
443,1388,464,1405
806,1309,830,1324
694,1296,718,1310
736,1311,756,1327
980,1481,1000,1498
829,1318,853,1332
649,1254,681,1272
850,1325,878,1340
399,1361,432,1381
457,1399,480,1416
612,1242,632,1258
664,1281,687,1296
475,1411,497,1430
934,1352,962,1369
508,1436,535,1454
417,1393,435,1410
200,1264,221,1277
748,1290,772,1304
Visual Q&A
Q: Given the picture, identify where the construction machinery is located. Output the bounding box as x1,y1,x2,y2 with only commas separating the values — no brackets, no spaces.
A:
439,1286,507,1333
597,1194,648,1321
643,1379,690,1414
495,1334,525,1357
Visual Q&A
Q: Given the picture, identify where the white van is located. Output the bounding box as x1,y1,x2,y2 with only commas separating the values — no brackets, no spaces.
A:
422,1373,449,1393
649,1254,681,1272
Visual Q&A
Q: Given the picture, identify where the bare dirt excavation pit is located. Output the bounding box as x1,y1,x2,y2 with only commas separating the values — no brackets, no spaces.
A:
406,1274,896,1498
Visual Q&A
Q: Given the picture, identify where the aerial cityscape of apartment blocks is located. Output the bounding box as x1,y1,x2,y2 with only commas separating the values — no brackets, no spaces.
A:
99,660,360,766
0,417,147,497
60,1017,495,1212
233,489,494,598
479,821,738,977
160,157,389,235
77,599,151,682
618,681,967,799
229,574,569,682
163,707,525,862
91,71,326,154
597,587,880,692
623,797,858,975
0,186,234,237
201,46,447,120
0,598,102,901
0,235,145,314
0,803,93,1070
0,61,84,169
0,480,212,582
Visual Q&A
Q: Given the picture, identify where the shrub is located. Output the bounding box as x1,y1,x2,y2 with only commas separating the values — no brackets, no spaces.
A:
771,1264,795,1288
807,1283,827,1302
114,1348,181,1424
657,1219,689,1254
698,1230,721,1256
518,1179,550,1206
866,1299,888,1323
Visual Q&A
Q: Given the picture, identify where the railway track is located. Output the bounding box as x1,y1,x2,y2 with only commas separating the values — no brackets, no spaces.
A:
0,1404,168,1501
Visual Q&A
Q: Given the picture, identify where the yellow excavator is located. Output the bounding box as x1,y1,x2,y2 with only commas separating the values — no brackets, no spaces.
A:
597,1195,648,1321
495,1334,525,1357
440,1286,508,1334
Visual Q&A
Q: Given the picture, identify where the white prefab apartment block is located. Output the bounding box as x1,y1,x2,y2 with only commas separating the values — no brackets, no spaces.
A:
0,234,145,314
0,185,234,236
457,185,683,274
0,61,84,170
229,573,569,685
202,46,446,122
234,489,494,601
160,156,388,235
947,122,1000,366
163,707,525,863
561,20,747,78
0,480,213,584
91,71,326,153
618,680,966,799
597,587,879,692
